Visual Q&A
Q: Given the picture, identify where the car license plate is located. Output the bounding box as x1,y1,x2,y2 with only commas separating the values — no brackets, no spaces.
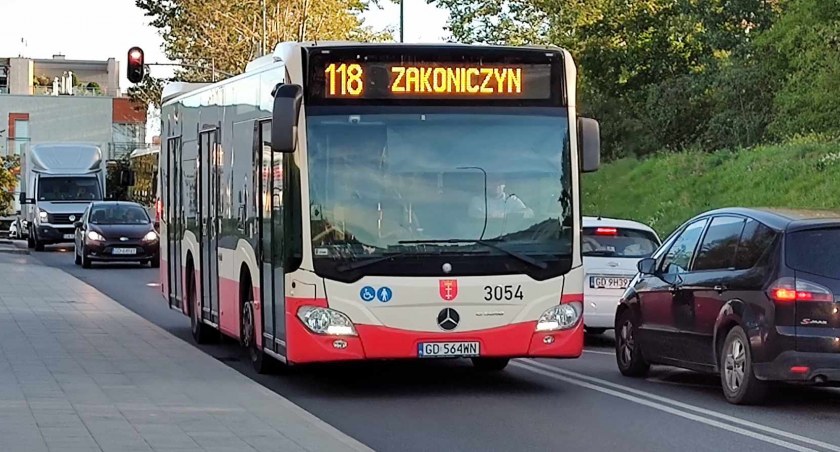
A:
418,342,480,358
63,234,74,239
591,276,630,289
112,248,137,255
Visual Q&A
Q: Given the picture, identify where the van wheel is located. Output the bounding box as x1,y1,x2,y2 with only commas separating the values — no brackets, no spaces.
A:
615,309,650,377
720,326,767,405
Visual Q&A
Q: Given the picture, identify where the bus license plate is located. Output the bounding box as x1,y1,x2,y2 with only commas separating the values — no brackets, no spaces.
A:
591,276,630,289
418,342,480,358
112,248,137,255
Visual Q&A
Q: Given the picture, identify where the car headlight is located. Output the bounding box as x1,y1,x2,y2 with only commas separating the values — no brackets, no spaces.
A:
38,210,48,221
297,306,357,336
536,302,583,332
142,231,158,242
87,230,105,241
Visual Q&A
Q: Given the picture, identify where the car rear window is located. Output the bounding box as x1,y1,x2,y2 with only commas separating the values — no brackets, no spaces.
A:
582,227,660,258
786,227,840,279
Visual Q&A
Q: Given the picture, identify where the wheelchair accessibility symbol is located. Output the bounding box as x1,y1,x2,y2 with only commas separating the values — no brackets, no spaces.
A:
360,286,376,302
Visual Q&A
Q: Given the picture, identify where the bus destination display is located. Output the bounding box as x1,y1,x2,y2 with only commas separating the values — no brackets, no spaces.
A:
319,61,552,100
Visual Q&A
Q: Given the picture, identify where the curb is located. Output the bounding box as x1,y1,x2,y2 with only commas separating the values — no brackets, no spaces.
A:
0,248,29,255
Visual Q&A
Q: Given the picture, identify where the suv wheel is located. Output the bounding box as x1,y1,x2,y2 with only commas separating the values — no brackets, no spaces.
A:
615,309,650,377
720,326,767,405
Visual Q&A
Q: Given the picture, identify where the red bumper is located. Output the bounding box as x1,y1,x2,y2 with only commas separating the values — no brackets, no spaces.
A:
286,318,584,365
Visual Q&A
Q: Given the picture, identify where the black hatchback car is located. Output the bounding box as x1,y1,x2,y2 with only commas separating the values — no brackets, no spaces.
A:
73,201,160,268
615,207,840,404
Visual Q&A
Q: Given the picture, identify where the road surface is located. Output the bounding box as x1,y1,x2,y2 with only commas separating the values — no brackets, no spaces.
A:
28,245,840,452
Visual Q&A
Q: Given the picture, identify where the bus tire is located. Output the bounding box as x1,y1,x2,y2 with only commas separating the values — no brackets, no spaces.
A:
241,280,275,374
188,264,215,344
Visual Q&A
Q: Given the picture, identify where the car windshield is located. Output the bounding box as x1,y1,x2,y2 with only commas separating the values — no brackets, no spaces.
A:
89,204,150,225
38,176,101,201
306,110,573,275
582,227,660,258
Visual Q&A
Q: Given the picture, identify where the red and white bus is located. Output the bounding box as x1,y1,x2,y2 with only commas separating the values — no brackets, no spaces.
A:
150,41,600,372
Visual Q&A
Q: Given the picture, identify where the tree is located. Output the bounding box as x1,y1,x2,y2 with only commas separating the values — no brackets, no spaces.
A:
0,155,20,215
430,0,784,157
135,0,392,83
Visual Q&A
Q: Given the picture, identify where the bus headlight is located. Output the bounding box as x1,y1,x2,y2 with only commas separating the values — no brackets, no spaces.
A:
297,306,357,336
536,302,582,332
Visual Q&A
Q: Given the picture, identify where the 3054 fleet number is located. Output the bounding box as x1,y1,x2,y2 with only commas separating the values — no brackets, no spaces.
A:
484,285,524,301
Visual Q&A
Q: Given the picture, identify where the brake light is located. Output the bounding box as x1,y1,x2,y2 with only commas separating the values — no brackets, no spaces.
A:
595,227,617,236
768,277,834,302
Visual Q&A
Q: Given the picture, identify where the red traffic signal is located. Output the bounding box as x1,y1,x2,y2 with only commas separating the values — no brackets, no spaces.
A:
127,47,145,83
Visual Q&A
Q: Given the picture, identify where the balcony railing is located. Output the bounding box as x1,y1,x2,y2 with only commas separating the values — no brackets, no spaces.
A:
32,85,107,96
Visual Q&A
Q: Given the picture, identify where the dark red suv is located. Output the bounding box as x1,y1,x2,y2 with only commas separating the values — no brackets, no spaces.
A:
615,207,840,404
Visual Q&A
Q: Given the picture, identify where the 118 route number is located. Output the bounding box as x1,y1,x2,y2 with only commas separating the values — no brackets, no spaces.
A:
484,285,524,301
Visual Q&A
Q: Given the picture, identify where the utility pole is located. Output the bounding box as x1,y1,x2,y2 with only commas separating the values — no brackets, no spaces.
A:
400,0,404,43
261,0,267,56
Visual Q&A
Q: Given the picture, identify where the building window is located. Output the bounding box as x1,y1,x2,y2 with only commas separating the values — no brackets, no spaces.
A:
13,118,29,156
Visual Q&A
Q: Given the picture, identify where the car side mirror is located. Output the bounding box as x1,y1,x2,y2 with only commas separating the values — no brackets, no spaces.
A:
637,257,656,275
73,221,83,229
578,117,601,173
271,84,303,153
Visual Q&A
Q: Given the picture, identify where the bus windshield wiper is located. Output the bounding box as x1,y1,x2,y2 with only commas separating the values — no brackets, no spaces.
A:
398,239,548,269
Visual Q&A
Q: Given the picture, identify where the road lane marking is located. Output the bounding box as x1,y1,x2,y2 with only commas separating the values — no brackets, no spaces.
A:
583,349,614,356
512,361,819,452
518,359,840,452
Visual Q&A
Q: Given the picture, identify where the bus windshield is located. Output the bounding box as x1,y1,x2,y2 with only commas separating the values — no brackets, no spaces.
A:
307,109,573,276
38,176,101,201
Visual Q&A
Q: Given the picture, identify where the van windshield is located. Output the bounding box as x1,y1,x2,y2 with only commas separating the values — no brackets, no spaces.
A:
582,227,661,258
38,177,101,201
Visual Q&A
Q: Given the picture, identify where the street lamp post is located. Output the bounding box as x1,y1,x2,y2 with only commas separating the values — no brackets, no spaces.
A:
400,0,404,43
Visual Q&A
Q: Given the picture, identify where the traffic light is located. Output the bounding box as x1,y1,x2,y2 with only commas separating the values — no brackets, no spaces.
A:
127,47,145,83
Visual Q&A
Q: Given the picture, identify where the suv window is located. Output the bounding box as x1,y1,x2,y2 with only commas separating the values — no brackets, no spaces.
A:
660,218,708,274
582,227,660,258
693,216,746,271
734,219,776,270
786,227,840,279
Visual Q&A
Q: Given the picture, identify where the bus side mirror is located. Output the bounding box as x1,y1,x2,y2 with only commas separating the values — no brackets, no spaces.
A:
271,84,303,153
18,192,26,204
578,117,600,173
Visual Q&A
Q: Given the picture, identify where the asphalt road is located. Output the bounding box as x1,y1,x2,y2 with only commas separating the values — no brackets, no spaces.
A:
25,243,840,452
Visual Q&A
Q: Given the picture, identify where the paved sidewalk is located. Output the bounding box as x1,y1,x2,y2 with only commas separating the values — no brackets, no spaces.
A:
0,254,373,452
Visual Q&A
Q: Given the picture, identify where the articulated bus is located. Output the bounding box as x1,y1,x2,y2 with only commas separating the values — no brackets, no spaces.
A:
148,41,600,372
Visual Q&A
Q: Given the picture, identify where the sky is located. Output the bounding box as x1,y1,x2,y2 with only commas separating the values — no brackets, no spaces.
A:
0,0,450,141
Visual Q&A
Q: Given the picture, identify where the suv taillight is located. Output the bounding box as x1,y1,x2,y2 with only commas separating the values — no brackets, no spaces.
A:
767,277,834,302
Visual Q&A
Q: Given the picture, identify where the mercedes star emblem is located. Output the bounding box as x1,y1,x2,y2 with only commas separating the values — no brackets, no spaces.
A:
437,308,460,331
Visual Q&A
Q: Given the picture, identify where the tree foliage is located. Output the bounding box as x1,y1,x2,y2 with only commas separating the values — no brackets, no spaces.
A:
135,0,391,82
0,155,20,215
431,0,797,158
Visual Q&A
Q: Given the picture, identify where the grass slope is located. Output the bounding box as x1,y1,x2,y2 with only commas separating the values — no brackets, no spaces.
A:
582,137,840,237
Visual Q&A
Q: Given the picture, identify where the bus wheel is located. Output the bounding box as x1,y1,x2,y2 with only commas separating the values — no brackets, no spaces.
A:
241,290,274,374
189,270,214,344
471,358,510,371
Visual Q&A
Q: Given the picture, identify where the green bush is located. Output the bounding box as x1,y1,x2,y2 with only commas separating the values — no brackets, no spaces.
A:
582,137,840,237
